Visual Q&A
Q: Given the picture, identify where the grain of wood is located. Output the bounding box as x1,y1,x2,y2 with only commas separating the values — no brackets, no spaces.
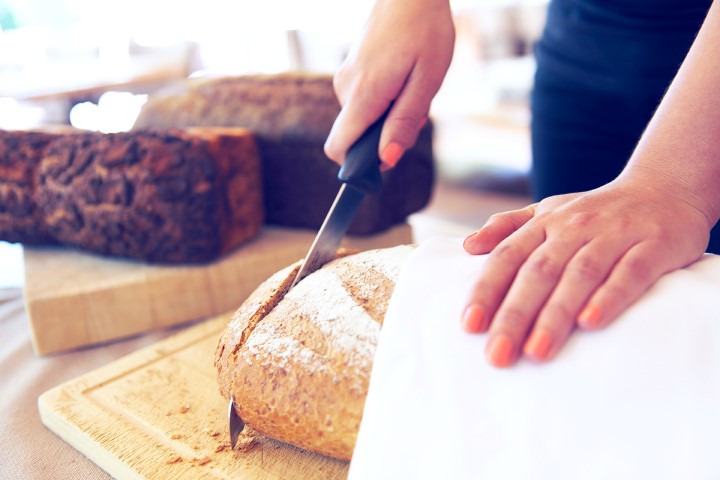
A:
38,313,349,480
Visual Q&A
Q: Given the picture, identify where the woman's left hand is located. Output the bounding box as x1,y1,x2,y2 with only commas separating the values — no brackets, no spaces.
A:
461,173,712,367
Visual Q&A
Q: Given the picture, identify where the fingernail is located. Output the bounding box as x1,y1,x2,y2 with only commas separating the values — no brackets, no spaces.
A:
462,304,485,332
463,231,481,249
524,329,553,360
381,142,404,168
578,304,602,329
486,334,514,368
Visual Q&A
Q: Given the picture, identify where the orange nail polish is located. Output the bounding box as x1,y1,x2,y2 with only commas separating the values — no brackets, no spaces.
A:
486,335,514,368
381,142,404,167
578,304,602,328
524,329,552,360
462,305,485,332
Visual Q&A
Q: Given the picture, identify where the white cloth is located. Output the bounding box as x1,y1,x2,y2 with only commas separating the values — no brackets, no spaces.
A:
349,237,720,480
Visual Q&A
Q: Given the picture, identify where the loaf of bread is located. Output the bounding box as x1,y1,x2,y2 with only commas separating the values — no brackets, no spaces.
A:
214,245,416,461
134,73,435,235
0,128,263,263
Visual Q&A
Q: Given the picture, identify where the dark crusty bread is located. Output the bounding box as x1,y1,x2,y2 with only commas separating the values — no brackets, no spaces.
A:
133,73,435,235
0,129,59,244
214,245,416,461
0,128,263,263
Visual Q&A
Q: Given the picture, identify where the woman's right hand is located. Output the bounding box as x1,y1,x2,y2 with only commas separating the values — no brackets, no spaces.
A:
324,0,455,169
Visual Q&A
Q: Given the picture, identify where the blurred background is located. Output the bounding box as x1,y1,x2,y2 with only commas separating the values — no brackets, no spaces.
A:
0,0,548,286
0,0,546,167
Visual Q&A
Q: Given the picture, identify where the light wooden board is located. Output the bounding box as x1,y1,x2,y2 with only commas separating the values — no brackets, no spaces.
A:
38,312,349,479
24,224,411,355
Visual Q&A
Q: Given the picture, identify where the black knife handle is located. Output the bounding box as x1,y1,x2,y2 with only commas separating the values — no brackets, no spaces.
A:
337,111,387,194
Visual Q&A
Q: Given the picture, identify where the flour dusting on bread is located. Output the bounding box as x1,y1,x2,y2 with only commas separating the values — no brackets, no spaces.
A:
245,265,382,388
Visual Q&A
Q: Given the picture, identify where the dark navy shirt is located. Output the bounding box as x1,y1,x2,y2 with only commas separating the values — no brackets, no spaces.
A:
569,0,712,29
536,0,713,93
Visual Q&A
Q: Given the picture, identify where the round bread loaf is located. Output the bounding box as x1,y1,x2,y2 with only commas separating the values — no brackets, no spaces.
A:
214,245,416,461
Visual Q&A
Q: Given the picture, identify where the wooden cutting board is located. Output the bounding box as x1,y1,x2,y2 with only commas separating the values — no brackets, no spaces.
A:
38,311,350,480
24,224,411,355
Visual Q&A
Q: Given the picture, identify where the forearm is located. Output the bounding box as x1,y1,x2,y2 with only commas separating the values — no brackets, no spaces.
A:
623,1,720,227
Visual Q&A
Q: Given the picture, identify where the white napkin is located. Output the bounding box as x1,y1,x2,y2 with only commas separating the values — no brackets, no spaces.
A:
349,237,720,480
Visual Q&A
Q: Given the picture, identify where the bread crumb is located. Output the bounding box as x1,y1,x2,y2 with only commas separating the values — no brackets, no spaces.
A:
170,434,182,440
179,404,190,414
195,456,211,466
166,455,183,464
234,431,259,453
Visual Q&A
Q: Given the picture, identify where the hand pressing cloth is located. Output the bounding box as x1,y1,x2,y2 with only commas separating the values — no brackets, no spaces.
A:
349,237,720,480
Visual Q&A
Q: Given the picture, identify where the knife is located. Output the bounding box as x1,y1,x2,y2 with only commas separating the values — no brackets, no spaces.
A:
228,111,388,446
290,111,387,288
228,395,244,449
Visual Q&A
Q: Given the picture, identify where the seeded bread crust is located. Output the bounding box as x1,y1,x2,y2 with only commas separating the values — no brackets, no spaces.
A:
214,245,416,461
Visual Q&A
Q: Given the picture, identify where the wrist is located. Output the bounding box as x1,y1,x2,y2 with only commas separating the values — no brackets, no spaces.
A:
619,158,720,230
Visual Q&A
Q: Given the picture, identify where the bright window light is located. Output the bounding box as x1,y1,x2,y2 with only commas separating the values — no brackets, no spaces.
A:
69,91,147,132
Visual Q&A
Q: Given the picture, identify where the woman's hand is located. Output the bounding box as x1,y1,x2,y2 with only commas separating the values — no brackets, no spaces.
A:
462,0,720,368
324,0,455,169
462,173,713,367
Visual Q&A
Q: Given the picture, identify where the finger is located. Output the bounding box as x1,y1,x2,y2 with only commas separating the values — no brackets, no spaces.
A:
463,204,537,255
332,62,354,106
378,65,440,168
484,237,580,368
324,94,391,165
576,242,675,330
523,236,630,362
325,60,412,166
461,219,545,336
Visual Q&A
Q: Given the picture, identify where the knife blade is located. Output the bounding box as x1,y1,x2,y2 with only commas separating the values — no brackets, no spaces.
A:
290,111,387,289
228,395,244,449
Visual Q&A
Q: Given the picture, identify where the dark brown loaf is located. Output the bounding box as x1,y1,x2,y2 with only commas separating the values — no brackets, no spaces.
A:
214,245,416,461
133,73,435,235
0,129,59,244
0,128,263,263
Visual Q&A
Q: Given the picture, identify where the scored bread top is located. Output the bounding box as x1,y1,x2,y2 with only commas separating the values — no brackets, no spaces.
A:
214,244,415,461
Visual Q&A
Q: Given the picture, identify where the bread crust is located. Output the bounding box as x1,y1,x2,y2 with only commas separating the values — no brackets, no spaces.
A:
214,245,415,461
0,128,262,263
